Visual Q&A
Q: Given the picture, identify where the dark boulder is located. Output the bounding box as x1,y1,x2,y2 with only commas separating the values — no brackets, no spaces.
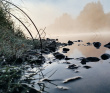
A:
86,57,100,62
104,42,110,49
101,53,110,60
63,48,70,52
68,40,73,45
80,57,100,64
93,42,101,49
53,52,65,60
81,58,87,65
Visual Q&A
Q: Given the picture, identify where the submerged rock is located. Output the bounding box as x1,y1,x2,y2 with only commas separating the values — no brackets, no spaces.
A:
87,42,92,46
93,42,101,49
63,76,82,83
104,42,110,49
83,65,91,69
67,64,79,69
101,53,110,60
63,61,71,64
53,52,65,60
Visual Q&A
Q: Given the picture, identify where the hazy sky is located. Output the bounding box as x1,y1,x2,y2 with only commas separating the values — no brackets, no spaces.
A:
11,0,110,28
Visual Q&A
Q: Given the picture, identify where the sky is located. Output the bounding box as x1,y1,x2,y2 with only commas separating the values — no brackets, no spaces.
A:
9,0,110,38
10,0,110,28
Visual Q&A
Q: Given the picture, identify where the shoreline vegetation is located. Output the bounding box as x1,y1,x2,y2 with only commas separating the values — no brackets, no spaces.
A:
0,1,61,93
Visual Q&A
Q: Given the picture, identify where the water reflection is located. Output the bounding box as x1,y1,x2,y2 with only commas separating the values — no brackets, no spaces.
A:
58,33,110,58
22,33,110,93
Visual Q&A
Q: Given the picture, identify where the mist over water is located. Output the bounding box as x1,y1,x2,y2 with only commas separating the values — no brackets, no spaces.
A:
47,1,110,36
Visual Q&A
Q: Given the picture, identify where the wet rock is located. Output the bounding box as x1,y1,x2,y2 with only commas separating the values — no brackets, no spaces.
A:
53,52,65,60
57,86,69,90
78,40,83,42
83,65,91,69
47,46,56,52
63,76,82,83
80,58,87,65
56,39,58,41
62,43,68,46
93,42,101,49
104,42,110,49
86,57,100,62
101,53,110,60
48,61,52,64
80,57,100,64
63,48,70,52
87,42,92,46
65,56,74,60
67,64,79,69
68,40,73,45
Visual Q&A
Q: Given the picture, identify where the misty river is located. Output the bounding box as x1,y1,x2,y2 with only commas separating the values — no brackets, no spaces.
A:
22,32,110,93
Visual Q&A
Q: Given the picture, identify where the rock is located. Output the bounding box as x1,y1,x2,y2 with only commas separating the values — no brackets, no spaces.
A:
63,76,82,83
46,40,57,52
87,42,92,46
67,64,79,69
56,39,58,41
68,40,73,45
93,42,101,49
101,53,110,60
86,57,100,62
62,43,68,46
78,40,83,42
65,56,74,60
104,42,110,49
63,48,70,52
80,57,100,64
80,58,87,65
53,52,65,60
83,65,91,69
75,70,80,73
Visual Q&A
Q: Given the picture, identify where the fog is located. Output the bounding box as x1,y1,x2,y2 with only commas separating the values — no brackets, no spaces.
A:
46,1,110,35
